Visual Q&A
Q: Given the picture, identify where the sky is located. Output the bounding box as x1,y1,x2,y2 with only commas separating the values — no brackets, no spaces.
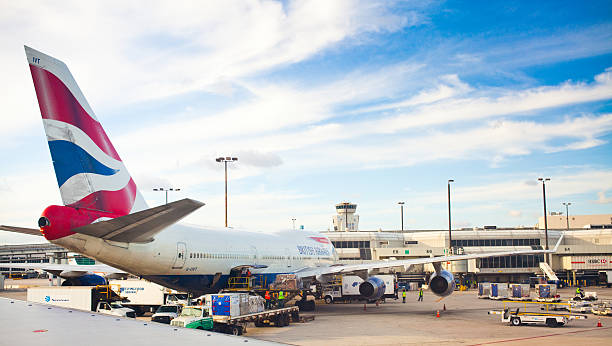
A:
0,0,611,244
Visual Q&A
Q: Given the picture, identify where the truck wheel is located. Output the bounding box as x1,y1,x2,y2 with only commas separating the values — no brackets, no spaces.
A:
231,326,242,336
275,316,284,327
324,296,333,304
510,317,521,326
284,314,290,326
291,311,300,322
546,319,558,328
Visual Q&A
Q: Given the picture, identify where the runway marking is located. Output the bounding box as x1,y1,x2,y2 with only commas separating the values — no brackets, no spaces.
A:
468,326,612,345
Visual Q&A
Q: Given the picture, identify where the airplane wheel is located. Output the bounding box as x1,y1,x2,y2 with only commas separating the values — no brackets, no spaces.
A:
511,317,521,326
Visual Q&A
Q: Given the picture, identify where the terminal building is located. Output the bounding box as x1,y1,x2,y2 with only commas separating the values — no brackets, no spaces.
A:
324,202,612,286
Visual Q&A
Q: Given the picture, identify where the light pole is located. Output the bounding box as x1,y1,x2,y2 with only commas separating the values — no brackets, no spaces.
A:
216,157,238,228
538,177,551,264
153,187,181,205
562,202,571,231
447,179,454,255
398,202,405,231
292,218,296,230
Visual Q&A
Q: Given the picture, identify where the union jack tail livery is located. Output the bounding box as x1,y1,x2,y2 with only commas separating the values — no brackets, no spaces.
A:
25,46,148,240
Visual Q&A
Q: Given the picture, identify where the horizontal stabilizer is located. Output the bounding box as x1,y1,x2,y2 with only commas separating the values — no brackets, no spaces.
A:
72,198,204,243
0,225,41,236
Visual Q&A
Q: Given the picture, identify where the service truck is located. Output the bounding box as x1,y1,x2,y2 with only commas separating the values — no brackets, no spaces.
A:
109,279,188,315
322,275,396,304
27,286,135,318
172,293,300,335
489,307,587,327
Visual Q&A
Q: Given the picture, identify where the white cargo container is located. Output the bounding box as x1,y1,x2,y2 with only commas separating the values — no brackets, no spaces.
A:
210,293,249,318
26,286,135,317
478,283,491,299
489,283,509,300
373,275,397,298
109,279,187,315
28,286,94,311
341,276,363,296
535,284,559,302
508,284,531,300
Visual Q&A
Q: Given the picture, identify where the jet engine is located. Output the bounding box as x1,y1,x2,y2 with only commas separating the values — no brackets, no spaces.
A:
428,270,455,297
358,276,387,300
61,274,107,286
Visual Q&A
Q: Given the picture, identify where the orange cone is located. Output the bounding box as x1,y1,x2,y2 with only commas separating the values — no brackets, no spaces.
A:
597,317,602,327
436,310,440,318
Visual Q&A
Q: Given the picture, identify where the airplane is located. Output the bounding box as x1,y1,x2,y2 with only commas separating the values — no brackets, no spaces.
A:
1,46,562,303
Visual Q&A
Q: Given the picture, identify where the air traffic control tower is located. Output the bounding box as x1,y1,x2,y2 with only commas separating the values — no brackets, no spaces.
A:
332,202,359,232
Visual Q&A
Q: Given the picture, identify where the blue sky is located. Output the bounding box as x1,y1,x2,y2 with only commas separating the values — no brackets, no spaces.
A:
1,0,611,244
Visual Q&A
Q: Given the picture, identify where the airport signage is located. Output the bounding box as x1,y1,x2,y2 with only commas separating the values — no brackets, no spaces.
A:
564,255,612,270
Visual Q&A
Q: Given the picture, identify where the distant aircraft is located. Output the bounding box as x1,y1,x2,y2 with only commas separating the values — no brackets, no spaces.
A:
0,46,561,300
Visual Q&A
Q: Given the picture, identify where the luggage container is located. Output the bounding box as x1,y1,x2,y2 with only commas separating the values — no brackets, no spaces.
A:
536,284,560,302
489,283,508,300
210,293,249,317
478,283,491,299
509,284,531,300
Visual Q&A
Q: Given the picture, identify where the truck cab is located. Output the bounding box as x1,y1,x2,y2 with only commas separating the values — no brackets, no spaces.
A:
96,301,136,318
152,304,182,324
170,306,213,330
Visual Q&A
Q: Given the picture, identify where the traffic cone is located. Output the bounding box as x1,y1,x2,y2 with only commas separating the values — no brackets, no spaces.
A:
597,317,602,327
436,310,440,318
443,304,446,311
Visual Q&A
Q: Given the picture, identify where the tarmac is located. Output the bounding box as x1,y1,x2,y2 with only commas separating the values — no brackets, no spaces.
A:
2,279,612,345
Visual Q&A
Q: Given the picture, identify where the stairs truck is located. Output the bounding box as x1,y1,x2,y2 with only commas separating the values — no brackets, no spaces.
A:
27,286,135,318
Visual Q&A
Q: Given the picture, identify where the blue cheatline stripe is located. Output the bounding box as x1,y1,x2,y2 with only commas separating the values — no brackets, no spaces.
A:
48,140,119,187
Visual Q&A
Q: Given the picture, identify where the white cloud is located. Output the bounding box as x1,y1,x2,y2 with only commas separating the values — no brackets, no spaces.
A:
595,191,612,204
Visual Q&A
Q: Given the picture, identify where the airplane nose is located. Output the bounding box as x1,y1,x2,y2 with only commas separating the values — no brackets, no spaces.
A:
38,216,50,228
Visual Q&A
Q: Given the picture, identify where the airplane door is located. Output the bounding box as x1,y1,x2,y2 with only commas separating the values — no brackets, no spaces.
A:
172,242,186,269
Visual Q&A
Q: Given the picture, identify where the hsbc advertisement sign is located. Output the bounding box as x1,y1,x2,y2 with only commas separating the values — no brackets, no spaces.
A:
566,256,612,270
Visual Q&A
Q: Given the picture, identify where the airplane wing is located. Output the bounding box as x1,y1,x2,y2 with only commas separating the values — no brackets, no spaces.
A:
72,198,204,243
295,233,564,279
0,298,280,346
0,225,41,236
0,262,126,277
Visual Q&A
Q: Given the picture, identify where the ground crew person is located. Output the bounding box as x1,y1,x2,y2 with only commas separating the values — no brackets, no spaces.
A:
576,286,584,298
264,290,271,309
418,287,423,302
278,290,285,308
402,289,406,303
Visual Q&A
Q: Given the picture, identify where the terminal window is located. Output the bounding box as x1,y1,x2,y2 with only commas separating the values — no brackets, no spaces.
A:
331,241,370,249
451,239,540,247
478,254,544,269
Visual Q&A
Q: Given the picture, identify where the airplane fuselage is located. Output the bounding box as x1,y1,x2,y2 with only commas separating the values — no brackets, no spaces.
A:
52,224,337,295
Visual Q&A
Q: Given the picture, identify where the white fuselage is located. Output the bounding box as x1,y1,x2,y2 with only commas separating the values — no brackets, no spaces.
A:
52,224,337,294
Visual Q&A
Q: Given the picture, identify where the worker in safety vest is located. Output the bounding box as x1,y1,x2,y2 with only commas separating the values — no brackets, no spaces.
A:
278,290,285,308
264,291,271,309
576,287,584,298
418,287,423,302
402,289,406,303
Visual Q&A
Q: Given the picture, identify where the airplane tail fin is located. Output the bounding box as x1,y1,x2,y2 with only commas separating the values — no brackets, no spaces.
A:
25,46,148,216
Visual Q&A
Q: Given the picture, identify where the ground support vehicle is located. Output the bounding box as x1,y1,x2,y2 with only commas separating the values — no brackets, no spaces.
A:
215,306,300,335
27,286,135,317
109,279,187,315
489,308,587,327
322,275,396,304
535,284,560,302
592,302,612,316
489,300,587,328
567,300,593,313
507,284,531,301
171,304,299,336
151,304,182,324
489,283,508,300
